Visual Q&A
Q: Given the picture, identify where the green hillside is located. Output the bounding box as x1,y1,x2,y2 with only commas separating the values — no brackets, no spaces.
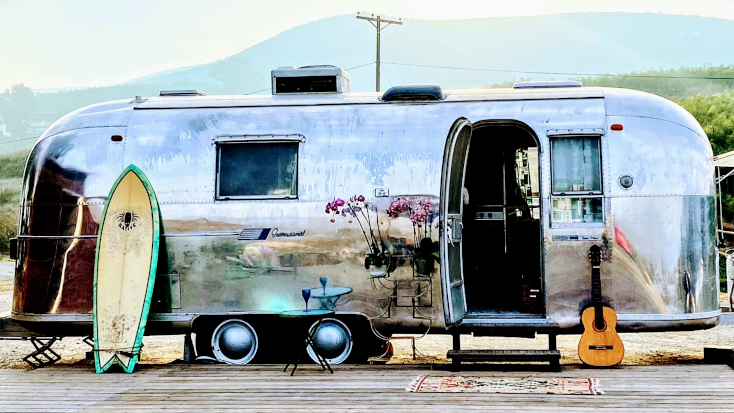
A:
578,66,734,100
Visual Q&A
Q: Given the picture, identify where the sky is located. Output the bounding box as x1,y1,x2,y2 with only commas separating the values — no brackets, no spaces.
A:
2,0,734,91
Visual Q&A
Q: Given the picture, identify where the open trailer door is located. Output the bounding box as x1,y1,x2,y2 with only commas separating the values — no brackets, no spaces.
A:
441,118,472,326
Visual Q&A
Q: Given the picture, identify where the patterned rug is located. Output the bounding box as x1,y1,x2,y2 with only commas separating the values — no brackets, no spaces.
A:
408,376,603,395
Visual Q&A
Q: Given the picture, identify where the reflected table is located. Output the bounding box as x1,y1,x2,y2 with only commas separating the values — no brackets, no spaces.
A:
309,287,353,310
280,309,335,376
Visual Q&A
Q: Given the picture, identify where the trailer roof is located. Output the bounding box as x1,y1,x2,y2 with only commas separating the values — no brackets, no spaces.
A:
134,87,605,109
39,86,706,145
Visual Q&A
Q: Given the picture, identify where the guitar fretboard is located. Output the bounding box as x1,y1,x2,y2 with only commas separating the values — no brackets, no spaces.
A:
589,247,604,331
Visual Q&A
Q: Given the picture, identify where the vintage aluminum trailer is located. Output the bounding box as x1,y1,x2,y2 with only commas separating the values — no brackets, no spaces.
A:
7,66,718,364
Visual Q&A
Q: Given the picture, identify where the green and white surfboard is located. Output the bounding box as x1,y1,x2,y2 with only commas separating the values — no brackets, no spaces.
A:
94,165,160,374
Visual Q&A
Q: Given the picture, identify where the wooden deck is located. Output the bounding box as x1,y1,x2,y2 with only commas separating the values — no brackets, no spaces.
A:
0,363,733,412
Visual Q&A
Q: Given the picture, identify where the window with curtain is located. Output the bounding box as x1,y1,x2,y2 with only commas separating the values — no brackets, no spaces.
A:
550,136,603,224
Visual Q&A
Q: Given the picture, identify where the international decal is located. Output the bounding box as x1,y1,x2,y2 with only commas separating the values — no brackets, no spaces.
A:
271,228,306,238
115,211,140,231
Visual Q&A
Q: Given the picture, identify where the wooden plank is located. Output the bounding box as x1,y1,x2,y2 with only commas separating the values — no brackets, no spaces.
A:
0,364,733,412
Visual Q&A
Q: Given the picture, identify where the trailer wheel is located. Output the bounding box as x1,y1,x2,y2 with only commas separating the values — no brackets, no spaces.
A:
306,318,353,365
305,316,387,364
210,319,259,365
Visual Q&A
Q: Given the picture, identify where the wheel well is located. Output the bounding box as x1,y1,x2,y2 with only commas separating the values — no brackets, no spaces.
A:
191,313,386,363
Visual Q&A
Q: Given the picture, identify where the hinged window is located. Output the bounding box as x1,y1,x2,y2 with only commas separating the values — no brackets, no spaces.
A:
549,135,603,225
215,136,300,200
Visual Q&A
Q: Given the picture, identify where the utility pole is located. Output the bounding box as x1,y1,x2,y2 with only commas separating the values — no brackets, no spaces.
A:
356,12,402,92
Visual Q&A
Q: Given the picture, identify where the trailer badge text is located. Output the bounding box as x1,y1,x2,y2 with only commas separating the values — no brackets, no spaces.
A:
271,228,306,238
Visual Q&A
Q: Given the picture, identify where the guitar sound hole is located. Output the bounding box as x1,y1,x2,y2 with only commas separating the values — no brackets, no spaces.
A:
593,321,607,332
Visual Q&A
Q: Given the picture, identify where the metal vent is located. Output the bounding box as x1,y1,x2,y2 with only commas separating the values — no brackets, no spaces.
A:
159,90,207,97
513,81,582,89
271,65,350,94
381,85,445,102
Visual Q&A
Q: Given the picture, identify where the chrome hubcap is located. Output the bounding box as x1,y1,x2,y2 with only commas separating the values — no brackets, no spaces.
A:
211,319,258,364
306,318,352,365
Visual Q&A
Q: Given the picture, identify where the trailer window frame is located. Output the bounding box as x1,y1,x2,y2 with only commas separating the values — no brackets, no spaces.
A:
548,133,604,227
213,134,304,201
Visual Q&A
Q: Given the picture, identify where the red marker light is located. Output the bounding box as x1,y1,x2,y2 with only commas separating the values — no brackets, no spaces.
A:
111,135,123,142
610,124,624,131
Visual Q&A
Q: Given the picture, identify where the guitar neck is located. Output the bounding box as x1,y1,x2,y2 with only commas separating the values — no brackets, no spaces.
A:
591,263,603,322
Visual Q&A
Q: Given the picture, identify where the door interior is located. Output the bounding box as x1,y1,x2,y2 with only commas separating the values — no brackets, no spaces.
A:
460,124,544,317
441,119,472,325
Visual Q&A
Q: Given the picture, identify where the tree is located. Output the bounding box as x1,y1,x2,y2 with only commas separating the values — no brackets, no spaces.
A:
0,84,38,137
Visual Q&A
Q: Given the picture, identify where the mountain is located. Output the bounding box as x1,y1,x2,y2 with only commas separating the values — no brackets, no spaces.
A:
120,13,734,93
4,12,734,153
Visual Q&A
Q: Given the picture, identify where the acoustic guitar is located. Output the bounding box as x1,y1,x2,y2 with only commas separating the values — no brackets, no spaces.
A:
578,245,625,367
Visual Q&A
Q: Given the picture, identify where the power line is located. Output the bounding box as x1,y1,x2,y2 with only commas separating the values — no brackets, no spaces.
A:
346,62,375,71
243,88,269,96
0,136,39,146
380,64,393,88
381,62,734,80
382,33,405,85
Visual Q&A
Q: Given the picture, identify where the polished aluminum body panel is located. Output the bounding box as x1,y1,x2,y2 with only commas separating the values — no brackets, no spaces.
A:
12,87,719,336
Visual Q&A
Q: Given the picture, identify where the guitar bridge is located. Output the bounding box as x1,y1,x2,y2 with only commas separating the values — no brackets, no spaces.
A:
588,345,614,350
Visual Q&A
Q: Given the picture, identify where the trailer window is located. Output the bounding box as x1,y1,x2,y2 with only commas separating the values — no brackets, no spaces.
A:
551,197,602,224
550,136,603,225
216,142,298,199
550,136,601,194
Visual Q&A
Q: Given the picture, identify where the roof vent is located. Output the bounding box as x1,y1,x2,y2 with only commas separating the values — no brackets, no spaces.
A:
271,65,350,95
513,80,582,89
159,90,206,96
381,85,445,102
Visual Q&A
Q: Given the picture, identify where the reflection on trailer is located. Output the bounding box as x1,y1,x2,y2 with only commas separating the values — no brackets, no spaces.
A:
9,66,718,365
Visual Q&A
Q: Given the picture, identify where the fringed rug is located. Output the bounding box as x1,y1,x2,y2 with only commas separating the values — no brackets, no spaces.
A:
408,376,603,395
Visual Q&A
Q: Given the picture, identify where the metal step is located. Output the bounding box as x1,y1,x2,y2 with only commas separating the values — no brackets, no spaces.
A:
447,349,561,371
456,321,561,337
459,320,559,329
448,349,561,361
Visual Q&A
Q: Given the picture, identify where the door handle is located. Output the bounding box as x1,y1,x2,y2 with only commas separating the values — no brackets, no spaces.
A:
446,215,462,244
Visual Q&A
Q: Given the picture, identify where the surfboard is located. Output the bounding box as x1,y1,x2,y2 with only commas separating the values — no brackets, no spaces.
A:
94,165,160,374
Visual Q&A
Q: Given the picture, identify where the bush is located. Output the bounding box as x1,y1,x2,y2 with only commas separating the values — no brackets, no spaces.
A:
0,204,17,254
0,188,19,205
0,151,27,179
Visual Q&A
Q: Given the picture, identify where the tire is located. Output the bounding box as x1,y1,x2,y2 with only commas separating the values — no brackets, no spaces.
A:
194,323,216,359
306,318,353,365
210,319,258,364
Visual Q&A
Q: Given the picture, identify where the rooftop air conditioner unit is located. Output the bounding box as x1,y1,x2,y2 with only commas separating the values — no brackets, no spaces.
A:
271,65,350,95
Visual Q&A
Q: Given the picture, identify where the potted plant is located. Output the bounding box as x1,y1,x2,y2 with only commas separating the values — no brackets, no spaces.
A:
387,198,438,276
413,237,439,276
326,195,392,277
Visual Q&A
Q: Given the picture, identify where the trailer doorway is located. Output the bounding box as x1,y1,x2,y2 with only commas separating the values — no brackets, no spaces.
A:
442,120,544,322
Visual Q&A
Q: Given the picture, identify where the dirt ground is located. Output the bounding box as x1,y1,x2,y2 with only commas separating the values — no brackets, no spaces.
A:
1,275,733,370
